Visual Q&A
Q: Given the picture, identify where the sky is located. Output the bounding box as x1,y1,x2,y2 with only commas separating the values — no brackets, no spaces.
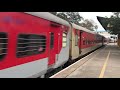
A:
79,12,113,32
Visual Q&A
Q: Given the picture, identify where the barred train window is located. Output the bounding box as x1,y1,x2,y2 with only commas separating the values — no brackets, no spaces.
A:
0,32,8,60
83,40,85,45
17,34,46,58
62,32,67,47
75,31,78,46
50,33,54,49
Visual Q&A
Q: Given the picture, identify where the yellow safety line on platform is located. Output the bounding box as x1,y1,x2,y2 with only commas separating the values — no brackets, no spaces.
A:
99,50,110,78
50,46,106,78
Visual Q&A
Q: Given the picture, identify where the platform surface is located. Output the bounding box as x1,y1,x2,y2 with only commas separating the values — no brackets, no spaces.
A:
50,43,120,78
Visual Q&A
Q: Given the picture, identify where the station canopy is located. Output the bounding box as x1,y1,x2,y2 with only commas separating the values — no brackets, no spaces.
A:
97,16,120,35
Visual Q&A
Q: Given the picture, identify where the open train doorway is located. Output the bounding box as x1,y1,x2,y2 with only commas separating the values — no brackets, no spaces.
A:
79,31,82,54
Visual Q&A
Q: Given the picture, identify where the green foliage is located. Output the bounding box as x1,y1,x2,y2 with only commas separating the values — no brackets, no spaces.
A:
50,12,98,31
57,12,68,21
108,12,120,34
80,19,98,31
65,12,83,24
49,12,57,15
56,12,83,25
98,12,120,35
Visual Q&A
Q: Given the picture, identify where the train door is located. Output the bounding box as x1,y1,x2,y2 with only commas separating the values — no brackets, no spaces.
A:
48,23,61,66
48,32,56,66
79,31,82,54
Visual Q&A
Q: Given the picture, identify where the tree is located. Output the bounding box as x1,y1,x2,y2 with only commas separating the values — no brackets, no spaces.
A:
65,12,83,24
50,12,98,31
97,12,120,35
80,19,98,31
57,12,98,31
56,12,83,25
112,12,120,18
49,12,57,15
108,12,120,34
57,12,68,21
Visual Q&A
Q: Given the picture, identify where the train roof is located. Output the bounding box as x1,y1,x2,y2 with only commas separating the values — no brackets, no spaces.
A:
23,12,103,37
24,12,70,27
71,23,97,34
72,23,106,37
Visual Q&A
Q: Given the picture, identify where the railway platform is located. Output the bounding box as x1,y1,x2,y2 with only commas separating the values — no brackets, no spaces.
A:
50,43,120,78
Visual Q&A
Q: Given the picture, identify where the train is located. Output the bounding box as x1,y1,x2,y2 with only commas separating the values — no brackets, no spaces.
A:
0,12,106,78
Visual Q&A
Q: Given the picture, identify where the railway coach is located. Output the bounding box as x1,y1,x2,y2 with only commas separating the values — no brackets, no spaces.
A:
69,23,105,61
0,12,71,78
0,12,105,78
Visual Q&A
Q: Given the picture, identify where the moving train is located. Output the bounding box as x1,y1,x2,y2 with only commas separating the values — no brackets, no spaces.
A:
0,12,106,78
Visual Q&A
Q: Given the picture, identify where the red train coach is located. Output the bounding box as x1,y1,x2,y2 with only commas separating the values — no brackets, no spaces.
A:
0,12,71,78
0,12,105,78
70,23,104,60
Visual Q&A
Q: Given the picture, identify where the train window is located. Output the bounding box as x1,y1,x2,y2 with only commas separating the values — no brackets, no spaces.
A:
86,39,88,45
0,32,8,60
62,32,67,47
75,35,78,46
50,33,54,49
17,34,46,58
87,40,89,44
83,40,85,45
87,40,89,45
75,30,78,46
89,40,91,44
